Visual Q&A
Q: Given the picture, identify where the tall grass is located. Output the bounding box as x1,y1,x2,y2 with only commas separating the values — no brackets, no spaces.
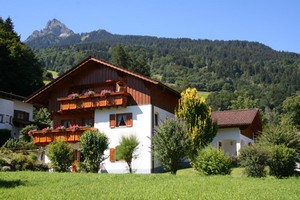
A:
0,168,299,199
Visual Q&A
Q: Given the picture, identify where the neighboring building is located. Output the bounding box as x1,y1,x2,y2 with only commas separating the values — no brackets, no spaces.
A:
211,109,262,156
0,90,33,138
25,57,180,173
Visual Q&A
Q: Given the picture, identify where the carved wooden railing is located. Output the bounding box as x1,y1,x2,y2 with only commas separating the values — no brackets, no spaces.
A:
57,92,129,111
32,127,95,145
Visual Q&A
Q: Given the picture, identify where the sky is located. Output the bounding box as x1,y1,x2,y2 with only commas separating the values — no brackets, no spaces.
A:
1,0,300,53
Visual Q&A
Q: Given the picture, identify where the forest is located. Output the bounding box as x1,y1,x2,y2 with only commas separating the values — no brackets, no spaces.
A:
1,16,299,126
28,30,300,119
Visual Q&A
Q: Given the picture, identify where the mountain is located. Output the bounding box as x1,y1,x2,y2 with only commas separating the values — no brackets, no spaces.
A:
25,19,300,114
25,19,74,42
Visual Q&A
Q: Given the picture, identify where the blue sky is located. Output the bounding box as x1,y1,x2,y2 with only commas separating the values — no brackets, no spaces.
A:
1,0,300,53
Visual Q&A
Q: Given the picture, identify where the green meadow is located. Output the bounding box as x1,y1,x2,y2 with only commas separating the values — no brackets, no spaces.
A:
0,168,299,200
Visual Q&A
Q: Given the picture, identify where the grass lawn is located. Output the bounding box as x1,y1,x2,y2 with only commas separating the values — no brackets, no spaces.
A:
198,91,210,99
0,168,299,200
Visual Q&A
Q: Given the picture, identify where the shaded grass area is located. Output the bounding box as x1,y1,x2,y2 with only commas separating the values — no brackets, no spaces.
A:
0,168,299,199
198,91,210,99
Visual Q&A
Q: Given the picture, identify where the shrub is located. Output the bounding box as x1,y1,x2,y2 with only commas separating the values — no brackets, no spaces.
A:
20,125,38,142
257,125,300,153
268,145,297,178
2,138,36,150
116,135,139,173
79,130,109,173
152,118,187,174
239,145,269,177
1,151,48,171
0,129,11,147
47,138,73,172
194,146,232,175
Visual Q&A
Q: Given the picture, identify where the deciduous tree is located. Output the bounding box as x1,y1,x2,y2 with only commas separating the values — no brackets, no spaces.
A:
176,88,218,162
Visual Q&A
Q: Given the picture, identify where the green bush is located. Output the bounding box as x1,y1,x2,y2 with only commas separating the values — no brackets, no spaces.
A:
79,130,109,173
1,151,48,171
20,124,38,142
239,145,269,177
0,129,11,147
194,146,232,175
257,125,300,153
152,118,187,174
268,145,297,178
2,138,36,150
116,135,139,173
47,138,73,172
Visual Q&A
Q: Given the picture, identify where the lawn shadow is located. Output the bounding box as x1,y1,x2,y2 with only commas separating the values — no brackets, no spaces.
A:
0,179,24,188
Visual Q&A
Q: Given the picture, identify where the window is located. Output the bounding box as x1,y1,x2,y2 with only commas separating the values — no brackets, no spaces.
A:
154,113,159,126
62,120,72,128
83,119,93,127
109,113,132,128
14,110,29,121
0,114,3,123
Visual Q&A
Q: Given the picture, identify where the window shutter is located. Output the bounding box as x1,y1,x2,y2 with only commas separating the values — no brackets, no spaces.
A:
110,114,116,128
110,148,115,162
126,113,132,127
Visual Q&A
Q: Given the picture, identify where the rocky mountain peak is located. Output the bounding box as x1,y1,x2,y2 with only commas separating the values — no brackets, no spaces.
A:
26,18,74,41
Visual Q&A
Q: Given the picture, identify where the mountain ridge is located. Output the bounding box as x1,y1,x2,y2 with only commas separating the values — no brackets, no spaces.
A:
25,18,74,42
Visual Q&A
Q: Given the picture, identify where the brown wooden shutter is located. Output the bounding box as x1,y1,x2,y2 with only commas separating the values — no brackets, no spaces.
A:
126,113,132,127
110,114,116,128
110,148,115,162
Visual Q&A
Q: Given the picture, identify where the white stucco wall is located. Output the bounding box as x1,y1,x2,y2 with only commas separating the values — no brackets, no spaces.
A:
0,98,14,130
95,105,153,173
211,127,254,156
14,100,34,121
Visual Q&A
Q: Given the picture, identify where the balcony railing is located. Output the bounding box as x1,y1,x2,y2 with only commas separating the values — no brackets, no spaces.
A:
31,127,95,145
57,92,129,111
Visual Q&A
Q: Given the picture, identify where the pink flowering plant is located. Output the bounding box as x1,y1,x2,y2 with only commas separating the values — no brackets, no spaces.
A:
84,90,95,97
56,125,66,131
100,89,113,96
68,93,80,99
71,124,83,132
42,127,52,134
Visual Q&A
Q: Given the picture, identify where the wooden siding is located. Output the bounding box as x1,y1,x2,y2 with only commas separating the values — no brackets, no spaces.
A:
150,84,179,113
53,111,93,129
47,62,152,113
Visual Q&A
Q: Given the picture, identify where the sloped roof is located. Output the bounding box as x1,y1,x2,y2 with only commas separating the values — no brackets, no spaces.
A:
25,57,179,103
211,109,260,128
0,90,26,101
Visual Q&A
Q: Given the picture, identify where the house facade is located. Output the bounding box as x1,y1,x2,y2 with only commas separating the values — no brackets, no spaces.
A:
211,109,262,156
0,90,33,138
25,57,180,173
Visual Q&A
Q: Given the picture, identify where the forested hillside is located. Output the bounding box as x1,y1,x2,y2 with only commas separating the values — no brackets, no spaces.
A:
26,21,300,117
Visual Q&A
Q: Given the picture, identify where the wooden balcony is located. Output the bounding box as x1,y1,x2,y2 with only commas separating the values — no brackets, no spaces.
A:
32,127,95,145
57,92,129,111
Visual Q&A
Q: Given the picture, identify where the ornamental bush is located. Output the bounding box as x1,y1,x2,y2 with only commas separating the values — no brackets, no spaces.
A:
116,135,139,173
152,118,187,175
268,145,297,178
47,138,73,172
194,146,232,175
20,124,38,142
79,130,109,173
238,145,269,178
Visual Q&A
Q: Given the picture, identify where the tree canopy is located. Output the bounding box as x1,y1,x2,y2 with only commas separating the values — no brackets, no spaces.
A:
0,17,44,96
176,88,218,161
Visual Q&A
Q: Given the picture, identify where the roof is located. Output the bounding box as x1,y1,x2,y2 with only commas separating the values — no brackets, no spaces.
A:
211,109,260,128
25,57,180,103
0,90,26,101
